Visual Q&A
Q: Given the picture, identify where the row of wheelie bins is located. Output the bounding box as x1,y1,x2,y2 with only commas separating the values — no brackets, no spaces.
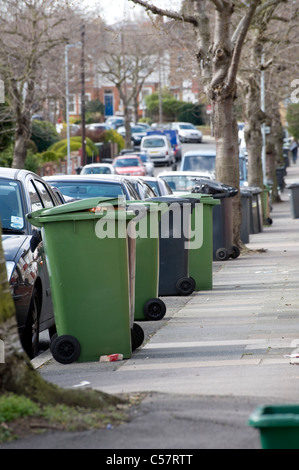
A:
27,182,248,365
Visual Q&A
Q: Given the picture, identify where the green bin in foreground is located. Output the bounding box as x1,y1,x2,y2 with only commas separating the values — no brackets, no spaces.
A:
248,404,299,449
127,201,167,321
27,197,142,364
178,193,220,291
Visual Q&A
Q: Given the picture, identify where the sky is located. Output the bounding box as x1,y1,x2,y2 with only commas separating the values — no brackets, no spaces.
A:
78,0,183,25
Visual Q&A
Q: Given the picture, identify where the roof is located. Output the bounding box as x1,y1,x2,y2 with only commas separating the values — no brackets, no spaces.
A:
182,150,216,157
158,171,213,178
0,167,38,180
44,174,128,183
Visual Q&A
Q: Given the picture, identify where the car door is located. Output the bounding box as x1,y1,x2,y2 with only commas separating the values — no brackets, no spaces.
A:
26,176,58,329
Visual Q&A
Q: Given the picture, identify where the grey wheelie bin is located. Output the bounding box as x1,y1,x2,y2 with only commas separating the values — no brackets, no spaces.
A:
192,179,239,261
247,186,263,234
148,196,196,296
287,183,299,219
27,197,145,364
240,187,252,244
172,192,220,291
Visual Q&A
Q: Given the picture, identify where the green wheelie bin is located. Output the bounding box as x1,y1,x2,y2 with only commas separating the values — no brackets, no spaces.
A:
177,193,220,291
127,201,167,321
27,197,144,364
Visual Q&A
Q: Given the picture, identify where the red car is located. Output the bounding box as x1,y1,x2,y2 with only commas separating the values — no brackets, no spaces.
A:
113,155,146,176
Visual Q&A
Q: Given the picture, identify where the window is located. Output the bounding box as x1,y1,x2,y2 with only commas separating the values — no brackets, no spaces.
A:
28,181,43,212
68,94,76,114
0,179,25,231
34,180,55,208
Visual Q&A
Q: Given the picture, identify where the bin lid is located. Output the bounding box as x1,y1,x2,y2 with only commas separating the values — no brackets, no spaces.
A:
147,196,198,208
176,192,221,206
240,188,252,197
191,179,238,198
246,186,262,195
27,196,137,227
287,183,299,189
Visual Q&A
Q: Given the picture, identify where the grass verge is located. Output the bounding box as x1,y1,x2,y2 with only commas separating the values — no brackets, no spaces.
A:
0,392,140,443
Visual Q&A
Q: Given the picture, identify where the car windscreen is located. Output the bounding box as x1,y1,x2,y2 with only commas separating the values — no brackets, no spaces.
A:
161,175,208,192
0,178,25,232
182,155,215,171
48,181,126,199
81,167,112,174
142,138,165,148
114,158,140,167
179,124,196,129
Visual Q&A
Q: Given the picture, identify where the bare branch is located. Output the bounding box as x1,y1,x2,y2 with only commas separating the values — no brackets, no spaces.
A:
129,0,198,25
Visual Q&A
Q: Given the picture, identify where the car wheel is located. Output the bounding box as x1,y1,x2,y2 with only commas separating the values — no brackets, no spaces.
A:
21,288,40,359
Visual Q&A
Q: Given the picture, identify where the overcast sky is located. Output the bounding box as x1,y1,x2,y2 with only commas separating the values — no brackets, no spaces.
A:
78,0,183,25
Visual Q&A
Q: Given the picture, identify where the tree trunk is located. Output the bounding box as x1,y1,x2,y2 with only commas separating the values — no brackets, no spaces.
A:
213,94,241,246
243,75,265,190
12,129,28,169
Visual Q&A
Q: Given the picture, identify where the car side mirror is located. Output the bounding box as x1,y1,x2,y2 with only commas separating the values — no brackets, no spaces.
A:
30,229,42,252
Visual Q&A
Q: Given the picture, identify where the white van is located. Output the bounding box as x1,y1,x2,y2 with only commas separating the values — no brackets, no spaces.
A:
140,135,175,166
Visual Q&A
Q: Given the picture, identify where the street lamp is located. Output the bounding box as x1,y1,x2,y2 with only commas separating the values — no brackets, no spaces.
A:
65,42,81,175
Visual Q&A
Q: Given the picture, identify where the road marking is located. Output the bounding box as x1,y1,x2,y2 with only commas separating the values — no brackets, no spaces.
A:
143,338,295,350
120,357,289,372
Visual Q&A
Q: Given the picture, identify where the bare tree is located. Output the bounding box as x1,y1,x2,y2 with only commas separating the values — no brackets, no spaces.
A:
0,0,72,169
239,1,299,207
129,0,287,247
97,21,163,147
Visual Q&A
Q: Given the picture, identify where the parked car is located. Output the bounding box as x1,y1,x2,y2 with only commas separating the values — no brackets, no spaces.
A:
140,135,176,167
44,174,140,201
117,124,147,146
181,150,248,185
138,153,154,176
180,150,216,178
80,163,116,175
86,123,111,131
128,177,157,200
139,176,173,196
0,168,62,358
118,151,154,176
105,116,124,129
146,129,182,161
113,155,146,176
171,122,203,143
158,171,212,194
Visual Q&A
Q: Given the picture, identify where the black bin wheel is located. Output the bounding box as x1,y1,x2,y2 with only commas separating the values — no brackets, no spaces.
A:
230,245,241,259
50,334,81,364
215,247,229,261
143,298,166,321
176,276,195,296
131,323,145,351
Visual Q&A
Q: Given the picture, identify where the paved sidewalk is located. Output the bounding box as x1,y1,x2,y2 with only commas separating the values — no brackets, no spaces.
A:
2,162,299,449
